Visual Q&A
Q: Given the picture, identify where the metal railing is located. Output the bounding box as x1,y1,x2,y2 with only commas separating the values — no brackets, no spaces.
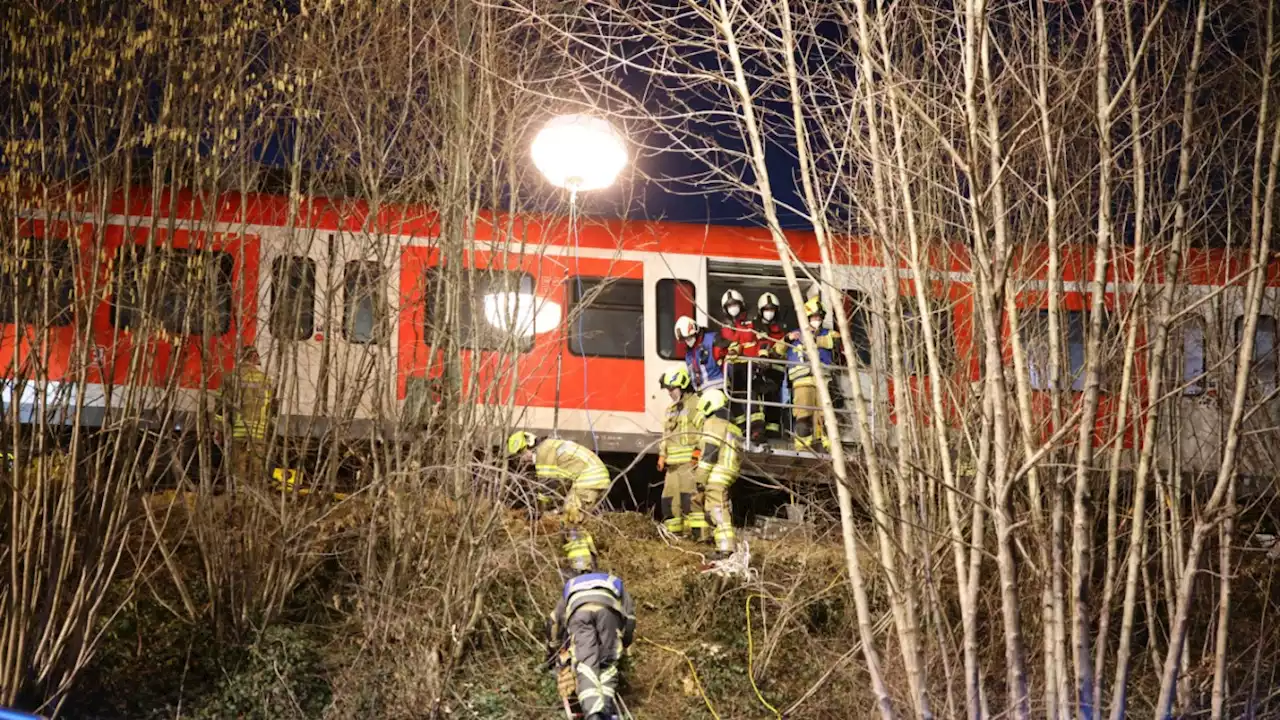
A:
718,353,865,453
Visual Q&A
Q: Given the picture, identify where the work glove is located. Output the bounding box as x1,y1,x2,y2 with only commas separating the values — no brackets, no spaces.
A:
656,456,666,472
557,663,577,698
726,342,741,357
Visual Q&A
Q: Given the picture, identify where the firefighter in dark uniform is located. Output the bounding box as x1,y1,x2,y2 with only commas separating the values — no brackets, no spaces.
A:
547,570,637,720
718,289,765,443
752,292,789,439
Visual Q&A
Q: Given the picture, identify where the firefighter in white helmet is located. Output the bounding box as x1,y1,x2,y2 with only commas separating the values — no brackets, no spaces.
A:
674,315,727,392
718,289,765,442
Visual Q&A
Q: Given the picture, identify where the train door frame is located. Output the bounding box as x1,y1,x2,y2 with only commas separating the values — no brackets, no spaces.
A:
644,251,704,428
258,225,328,436
323,229,399,431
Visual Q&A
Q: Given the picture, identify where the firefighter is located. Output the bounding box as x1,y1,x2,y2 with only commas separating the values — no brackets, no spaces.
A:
691,388,742,560
216,346,276,485
776,296,841,452
718,290,765,442
507,431,612,572
546,569,636,720
657,366,704,539
753,292,789,440
674,315,727,392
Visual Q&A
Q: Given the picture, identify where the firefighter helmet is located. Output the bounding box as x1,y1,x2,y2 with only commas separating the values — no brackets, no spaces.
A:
720,289,745,315
506,431,537,457
698,388,730,417
803,296,825,319
757,292,780,312
659,366,692,390
674,315,699,341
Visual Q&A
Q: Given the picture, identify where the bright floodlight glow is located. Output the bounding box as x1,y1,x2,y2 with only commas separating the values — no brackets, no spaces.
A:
531,114,627,192
483,292,562,338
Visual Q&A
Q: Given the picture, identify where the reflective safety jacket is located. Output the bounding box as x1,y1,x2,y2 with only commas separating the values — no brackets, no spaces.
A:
776,328,841,383
659,393,703,466
719,317,759,359
684,330,726,391
693,415,743,488
548,572,637,648
535,439,611,491
219,362,274,441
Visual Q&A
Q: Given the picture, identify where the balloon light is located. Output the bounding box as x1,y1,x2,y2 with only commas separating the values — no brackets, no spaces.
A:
531,114,627,193
483,292,562,338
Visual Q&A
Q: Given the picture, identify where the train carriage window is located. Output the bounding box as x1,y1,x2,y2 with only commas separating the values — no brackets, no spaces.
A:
1022,310,1110,392
567,277,644,359
425,268,535,351
1234,314,1278,387
1183,320,1206,395
270,256,316,341
656,278,697,360
842,290,873,365
0,237,75,327
901,303,954,376
111,246,233,336
343,261,386,344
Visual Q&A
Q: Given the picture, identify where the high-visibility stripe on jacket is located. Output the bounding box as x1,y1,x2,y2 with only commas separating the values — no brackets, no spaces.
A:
535,439,611,490
659,393,702,465
223,364,273,441
776,328,840,382
693,416,743,488
548,572,637,650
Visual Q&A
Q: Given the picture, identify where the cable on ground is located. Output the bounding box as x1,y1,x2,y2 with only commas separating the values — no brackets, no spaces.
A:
746,594,783,719
638,635,721,720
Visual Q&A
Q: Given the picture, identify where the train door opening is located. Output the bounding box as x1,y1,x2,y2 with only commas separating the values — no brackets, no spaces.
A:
262,229,327,434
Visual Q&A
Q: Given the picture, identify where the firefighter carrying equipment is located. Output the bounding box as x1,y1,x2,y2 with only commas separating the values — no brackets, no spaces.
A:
659,387,702,535
547,572,636,720
535,438,612,571
693,389,743,557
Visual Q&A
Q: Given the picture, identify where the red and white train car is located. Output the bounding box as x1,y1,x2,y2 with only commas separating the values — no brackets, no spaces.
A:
7,188,1280,475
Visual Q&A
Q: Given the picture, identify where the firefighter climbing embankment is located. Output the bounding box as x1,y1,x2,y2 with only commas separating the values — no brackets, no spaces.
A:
657,367,704,540
508,432,612,572
546,569,636,720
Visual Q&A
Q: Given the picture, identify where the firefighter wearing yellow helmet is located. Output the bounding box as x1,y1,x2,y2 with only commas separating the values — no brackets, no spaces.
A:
775,295,841,452
657,366,704,538
691,388,743,560
507,431,611,572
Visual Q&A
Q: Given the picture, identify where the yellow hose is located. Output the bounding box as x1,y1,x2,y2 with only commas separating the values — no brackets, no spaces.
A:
746,595,783,720
638,636,721,720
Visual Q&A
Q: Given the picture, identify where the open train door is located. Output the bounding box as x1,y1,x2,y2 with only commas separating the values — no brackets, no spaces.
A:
645,253,703,427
